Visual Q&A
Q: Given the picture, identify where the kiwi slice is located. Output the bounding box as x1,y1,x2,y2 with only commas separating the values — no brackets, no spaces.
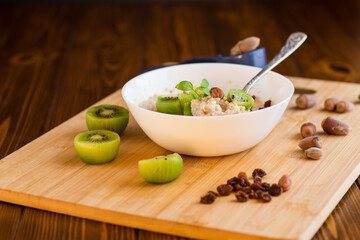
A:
178,93,193,116
226,89,254,110
86,104,129,135
138,153,183,184
156,97,182,115
74,130,120,164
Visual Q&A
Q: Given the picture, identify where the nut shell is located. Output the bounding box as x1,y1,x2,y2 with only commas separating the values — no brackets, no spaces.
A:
210,87,224,98
304,147,323,160
298,136,322,150
324,98,339,111
230,36,260,55
278,174,292,192
321,116,351,135
296,94,317,109
335,101,354,113
300,122,316,138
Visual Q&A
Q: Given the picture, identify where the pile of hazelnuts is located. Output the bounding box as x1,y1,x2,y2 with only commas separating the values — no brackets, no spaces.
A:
296,94,353,160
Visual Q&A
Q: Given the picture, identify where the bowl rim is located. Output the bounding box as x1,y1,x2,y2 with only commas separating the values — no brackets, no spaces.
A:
122,63,294,119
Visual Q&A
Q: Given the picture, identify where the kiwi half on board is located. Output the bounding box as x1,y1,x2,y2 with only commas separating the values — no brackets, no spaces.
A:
138,153,183,184
86,104,129,135
74,130,120,164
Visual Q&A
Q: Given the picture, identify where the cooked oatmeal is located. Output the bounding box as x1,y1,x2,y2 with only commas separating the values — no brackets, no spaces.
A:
191,96,247,116
139,95,158,112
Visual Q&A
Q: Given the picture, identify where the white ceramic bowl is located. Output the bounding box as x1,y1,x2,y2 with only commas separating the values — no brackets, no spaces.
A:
122,63,294,157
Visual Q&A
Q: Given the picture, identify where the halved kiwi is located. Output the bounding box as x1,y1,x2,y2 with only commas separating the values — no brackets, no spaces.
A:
74,130,120,164
86,105,129,135
138,153,183,184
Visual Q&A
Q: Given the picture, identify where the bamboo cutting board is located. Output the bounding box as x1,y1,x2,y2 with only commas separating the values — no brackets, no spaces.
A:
0,77,359,240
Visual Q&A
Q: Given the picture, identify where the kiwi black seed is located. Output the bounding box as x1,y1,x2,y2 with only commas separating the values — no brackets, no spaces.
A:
74,130,120,164
86,104,129,135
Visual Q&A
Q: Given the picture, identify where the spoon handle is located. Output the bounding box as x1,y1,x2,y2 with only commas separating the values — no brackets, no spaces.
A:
242,32,307,93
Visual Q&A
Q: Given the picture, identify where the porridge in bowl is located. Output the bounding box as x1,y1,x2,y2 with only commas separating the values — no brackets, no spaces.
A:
140,79,271,116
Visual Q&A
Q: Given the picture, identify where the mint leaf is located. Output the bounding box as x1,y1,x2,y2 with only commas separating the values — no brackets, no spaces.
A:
200,79,209,88
195,88,204,97
189,90,201,100
198,86,210,96
176,81,193,91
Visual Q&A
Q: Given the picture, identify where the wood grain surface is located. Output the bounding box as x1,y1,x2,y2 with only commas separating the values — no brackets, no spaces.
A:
0,0,360,239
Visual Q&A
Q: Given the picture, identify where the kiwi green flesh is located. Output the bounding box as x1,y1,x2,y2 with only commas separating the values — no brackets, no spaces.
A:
74,130,120,164
86,105,129,135
96,108,118,118
178,93,193,116
138,153,183,184
226,89,254,109
156,97,182,115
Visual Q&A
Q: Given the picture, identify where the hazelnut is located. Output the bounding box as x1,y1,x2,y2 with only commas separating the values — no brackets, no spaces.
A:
304,147,323,160
300,122,316,138
230,36,260,55
298,136,322,150
335,100,354,113
321,116,351,135
324,97,339,111
278,174,292,192
210,87,224,98
296,94,317,109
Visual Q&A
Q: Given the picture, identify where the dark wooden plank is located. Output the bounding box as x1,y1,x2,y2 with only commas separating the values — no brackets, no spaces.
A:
0,5,73,157
209,0,360,83
43,4,143,129
313,181,360,239
15,208,136,240
0,202,23,239
138,230,190,240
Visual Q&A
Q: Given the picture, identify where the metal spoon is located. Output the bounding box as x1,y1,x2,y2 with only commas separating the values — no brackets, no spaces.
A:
242,32,307,93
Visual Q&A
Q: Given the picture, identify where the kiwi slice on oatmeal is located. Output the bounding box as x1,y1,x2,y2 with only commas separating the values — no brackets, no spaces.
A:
178,93,193,116
227,89,254,110
156,97,183,115
86,105,129,135
74,130,120,164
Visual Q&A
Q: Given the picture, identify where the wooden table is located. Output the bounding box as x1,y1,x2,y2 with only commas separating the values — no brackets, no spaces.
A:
0,0,359,239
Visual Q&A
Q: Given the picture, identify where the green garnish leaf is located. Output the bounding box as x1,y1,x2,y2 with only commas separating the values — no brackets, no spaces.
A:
200,78,209,88
176,81,194,91
176,79,210,100
189,91,201,100
198,86,210,96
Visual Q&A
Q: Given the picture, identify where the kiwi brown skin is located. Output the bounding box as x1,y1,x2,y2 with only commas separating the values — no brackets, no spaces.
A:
74,129,120,164
86,105,129,135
